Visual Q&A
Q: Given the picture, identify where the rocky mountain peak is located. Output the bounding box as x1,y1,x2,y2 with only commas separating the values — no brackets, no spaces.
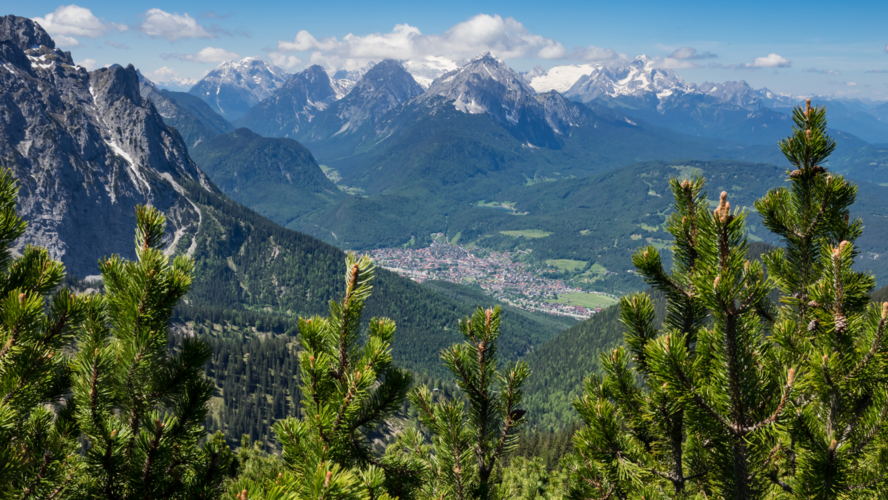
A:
0,14,55,51
565,58,689,102
233,64,342,137
92,63,142,106
350,60,423,100
328,59,424,131
420,51,536,115
0,16,211,275
188,57,288,120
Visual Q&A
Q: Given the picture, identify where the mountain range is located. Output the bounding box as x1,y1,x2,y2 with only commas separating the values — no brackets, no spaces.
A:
169,50,887,282
0,15,573,381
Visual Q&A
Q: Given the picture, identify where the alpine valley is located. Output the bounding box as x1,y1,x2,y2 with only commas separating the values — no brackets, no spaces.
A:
3,8,888,499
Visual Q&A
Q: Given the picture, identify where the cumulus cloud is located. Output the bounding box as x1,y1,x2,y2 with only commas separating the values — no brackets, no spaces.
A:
752,53,791,68
138,9,212,42
267,52,302,70
75,58,97,70
144,66,199,88
885,44,888,52
802,67,840,75
271,14,567,72
668,47,717,60
161,47,240,63
571,45,622,62
32,5,126,47
712,53,792,70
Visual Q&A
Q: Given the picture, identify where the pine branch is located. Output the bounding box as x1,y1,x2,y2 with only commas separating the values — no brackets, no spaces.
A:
843,314,886,383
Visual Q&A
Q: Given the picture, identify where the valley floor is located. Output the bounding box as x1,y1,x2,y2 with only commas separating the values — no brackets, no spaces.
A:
367,240,617,319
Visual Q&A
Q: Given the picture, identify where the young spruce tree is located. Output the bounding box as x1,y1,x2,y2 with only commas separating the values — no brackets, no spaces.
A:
404,306,530,500
271,253,414,500
68,205,232,499
0,168,86,499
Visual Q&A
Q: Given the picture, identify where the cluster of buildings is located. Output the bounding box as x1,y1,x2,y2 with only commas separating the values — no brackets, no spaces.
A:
367,241,602,320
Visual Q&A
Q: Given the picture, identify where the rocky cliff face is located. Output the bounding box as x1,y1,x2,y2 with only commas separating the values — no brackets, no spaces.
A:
330,59,424,132
0,15,212,276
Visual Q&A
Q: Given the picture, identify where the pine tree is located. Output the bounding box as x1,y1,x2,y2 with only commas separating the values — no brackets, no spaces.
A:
68,205,232,499
754,101,888,497
404,306,530,500
0,168,87,498
566,103,888,500
271,253,415,499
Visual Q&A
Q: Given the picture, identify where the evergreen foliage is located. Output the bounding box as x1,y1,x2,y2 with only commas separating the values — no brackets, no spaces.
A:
403,306,530,499
68,205,232,499
565,103,888,499
0,168,87,498
270,253,416,499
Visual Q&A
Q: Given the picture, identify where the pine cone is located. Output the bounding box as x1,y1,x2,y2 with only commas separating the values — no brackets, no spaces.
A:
807,300,820,308
810,165,827,175
790,169,802,178
807,319,819,332
834,315,848,334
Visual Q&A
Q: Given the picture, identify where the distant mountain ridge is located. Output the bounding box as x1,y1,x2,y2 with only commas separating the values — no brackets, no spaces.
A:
139,73,234,149
188,57,289,120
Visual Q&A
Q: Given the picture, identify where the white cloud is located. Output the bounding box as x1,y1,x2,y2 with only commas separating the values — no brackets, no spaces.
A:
267,52,302,70
144,66,199,88
802,67,840,75
138,9,212,42
847,81,858,87
752,53,791,68
32,5,126,47
885,44,888,52
571,45,621,62
668,47,717,60
162,47,240,63
652,57,697,69
271,14,566,72
75,58,97,70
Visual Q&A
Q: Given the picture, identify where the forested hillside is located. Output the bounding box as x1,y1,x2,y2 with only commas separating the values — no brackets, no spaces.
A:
190,128,345,228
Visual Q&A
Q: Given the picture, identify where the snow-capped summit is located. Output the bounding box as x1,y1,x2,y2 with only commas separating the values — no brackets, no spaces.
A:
527,63,598,93
417,52,596,148
420,52,537,115
188,57,289,120
235,64,342,137
565,57,690,102
402,56,458,88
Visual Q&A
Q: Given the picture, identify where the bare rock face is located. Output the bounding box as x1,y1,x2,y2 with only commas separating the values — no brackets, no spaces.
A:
0,15,213,276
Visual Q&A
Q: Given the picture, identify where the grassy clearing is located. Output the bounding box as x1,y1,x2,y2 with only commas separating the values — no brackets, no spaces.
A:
547,292,618,309
545,259,587,271
670,165,704,180
500,230,552,238
639,223,660,232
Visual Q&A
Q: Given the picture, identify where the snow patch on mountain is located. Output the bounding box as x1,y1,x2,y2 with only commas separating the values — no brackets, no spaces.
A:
403,56,458,89
527,63,597,93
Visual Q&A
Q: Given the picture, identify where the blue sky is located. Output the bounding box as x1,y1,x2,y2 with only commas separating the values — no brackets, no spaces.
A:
17,0,888,98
